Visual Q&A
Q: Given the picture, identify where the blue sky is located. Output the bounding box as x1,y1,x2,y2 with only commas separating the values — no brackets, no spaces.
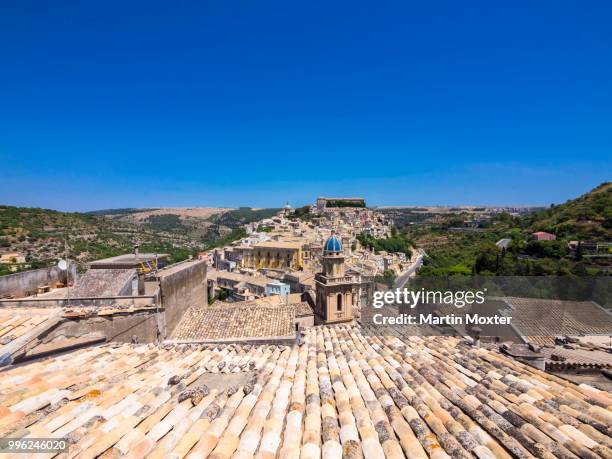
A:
1,1,610,211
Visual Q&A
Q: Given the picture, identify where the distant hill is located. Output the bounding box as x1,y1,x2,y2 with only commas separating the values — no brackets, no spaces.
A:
86,207,239,250
207,207,281,228
85,208,156,217
0,205,280,275
0,206,201,274
99,207,231,222
91,206,280,245
394,183,612,276
525,182,612,239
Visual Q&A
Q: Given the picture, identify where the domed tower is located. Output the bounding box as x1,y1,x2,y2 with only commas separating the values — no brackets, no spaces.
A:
315,231,354,323
282,201,293,217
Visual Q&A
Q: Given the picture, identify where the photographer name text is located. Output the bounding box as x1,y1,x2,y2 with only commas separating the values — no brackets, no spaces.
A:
372,313,512,326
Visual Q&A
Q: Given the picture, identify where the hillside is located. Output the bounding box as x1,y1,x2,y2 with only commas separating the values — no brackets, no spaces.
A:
92,206,278,237
100,207,230,223
390,183,612,276
0,205,283,276
525,182,612,239
0,206,203,275
207,207,281,227
90,207,279,249
90,207,230,244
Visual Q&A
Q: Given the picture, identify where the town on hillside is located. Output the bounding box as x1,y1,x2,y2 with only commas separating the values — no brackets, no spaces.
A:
0,192,611,458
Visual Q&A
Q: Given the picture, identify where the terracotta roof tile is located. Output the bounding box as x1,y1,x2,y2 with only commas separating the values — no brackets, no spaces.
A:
0,307,60,355
172,305,295,341
0,326,611,457
504,297,612,339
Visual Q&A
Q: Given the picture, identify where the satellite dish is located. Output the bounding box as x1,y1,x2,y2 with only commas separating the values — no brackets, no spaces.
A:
57,259,68,270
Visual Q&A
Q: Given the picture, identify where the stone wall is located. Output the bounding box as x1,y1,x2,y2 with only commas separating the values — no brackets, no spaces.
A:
37,310,162,347
159,260,207,336
295,315,315,329
0,264,76,298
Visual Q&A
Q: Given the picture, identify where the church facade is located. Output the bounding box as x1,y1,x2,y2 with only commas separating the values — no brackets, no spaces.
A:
314,232,354,323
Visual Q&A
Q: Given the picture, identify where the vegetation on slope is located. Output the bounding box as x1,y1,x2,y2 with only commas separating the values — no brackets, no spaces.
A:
0,204,278,274
524,181,611,239
145,214,185,233
0,206,221,274
203,228,248,250
85,208,155,217
357,227,413,257
326,200,366,208
391,183,612,277
208,207,280,228
289,206,314,221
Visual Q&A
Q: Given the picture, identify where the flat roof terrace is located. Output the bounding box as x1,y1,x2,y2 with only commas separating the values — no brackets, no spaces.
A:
89,253,169,269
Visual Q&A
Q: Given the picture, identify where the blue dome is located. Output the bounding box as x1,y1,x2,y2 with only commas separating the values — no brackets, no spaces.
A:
324,234,342,253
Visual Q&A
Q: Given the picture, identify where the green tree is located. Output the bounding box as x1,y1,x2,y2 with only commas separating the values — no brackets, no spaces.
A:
217,288,230,301
375,269,397,288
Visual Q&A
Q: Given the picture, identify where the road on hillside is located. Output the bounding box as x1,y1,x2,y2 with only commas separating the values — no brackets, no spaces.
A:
392,249,425,290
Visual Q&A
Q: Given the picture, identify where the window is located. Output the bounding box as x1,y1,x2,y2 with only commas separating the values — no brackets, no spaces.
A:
337,293,343,312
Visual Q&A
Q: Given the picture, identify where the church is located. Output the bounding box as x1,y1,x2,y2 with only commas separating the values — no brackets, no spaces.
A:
314,231,354,323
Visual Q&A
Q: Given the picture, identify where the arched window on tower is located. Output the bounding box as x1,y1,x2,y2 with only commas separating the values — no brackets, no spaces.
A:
337,293,343,312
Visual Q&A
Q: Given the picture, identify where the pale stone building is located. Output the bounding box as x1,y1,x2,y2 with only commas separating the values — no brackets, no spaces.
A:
240,241,304,271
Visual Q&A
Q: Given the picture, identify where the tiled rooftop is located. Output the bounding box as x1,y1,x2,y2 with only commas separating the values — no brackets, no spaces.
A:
0,325,611,458
250,293,304,306
546,346,612,370
172,305,296,341
69,268,135,297
208,270,271,288
294,301,314,318
0,308,59,354
0,305,160,365
504,297,612,343
243,295,313,318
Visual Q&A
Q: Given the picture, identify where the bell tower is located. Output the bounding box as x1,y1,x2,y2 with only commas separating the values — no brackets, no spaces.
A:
315,231,354,323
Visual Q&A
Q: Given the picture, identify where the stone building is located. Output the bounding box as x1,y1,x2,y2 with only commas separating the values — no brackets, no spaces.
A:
239,241,304,271
314,232,353,323
315,196,366,212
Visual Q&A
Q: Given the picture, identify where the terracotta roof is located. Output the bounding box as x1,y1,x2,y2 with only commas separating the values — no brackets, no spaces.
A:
545,347,612,370
172,305,296,341
209,270,271,288
294,301,314,317
251,293,304,306
69,268,135,297
525,335,558,347
504,297,612,340
0,305,161,365
0,308,61,357
1,325,611,457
